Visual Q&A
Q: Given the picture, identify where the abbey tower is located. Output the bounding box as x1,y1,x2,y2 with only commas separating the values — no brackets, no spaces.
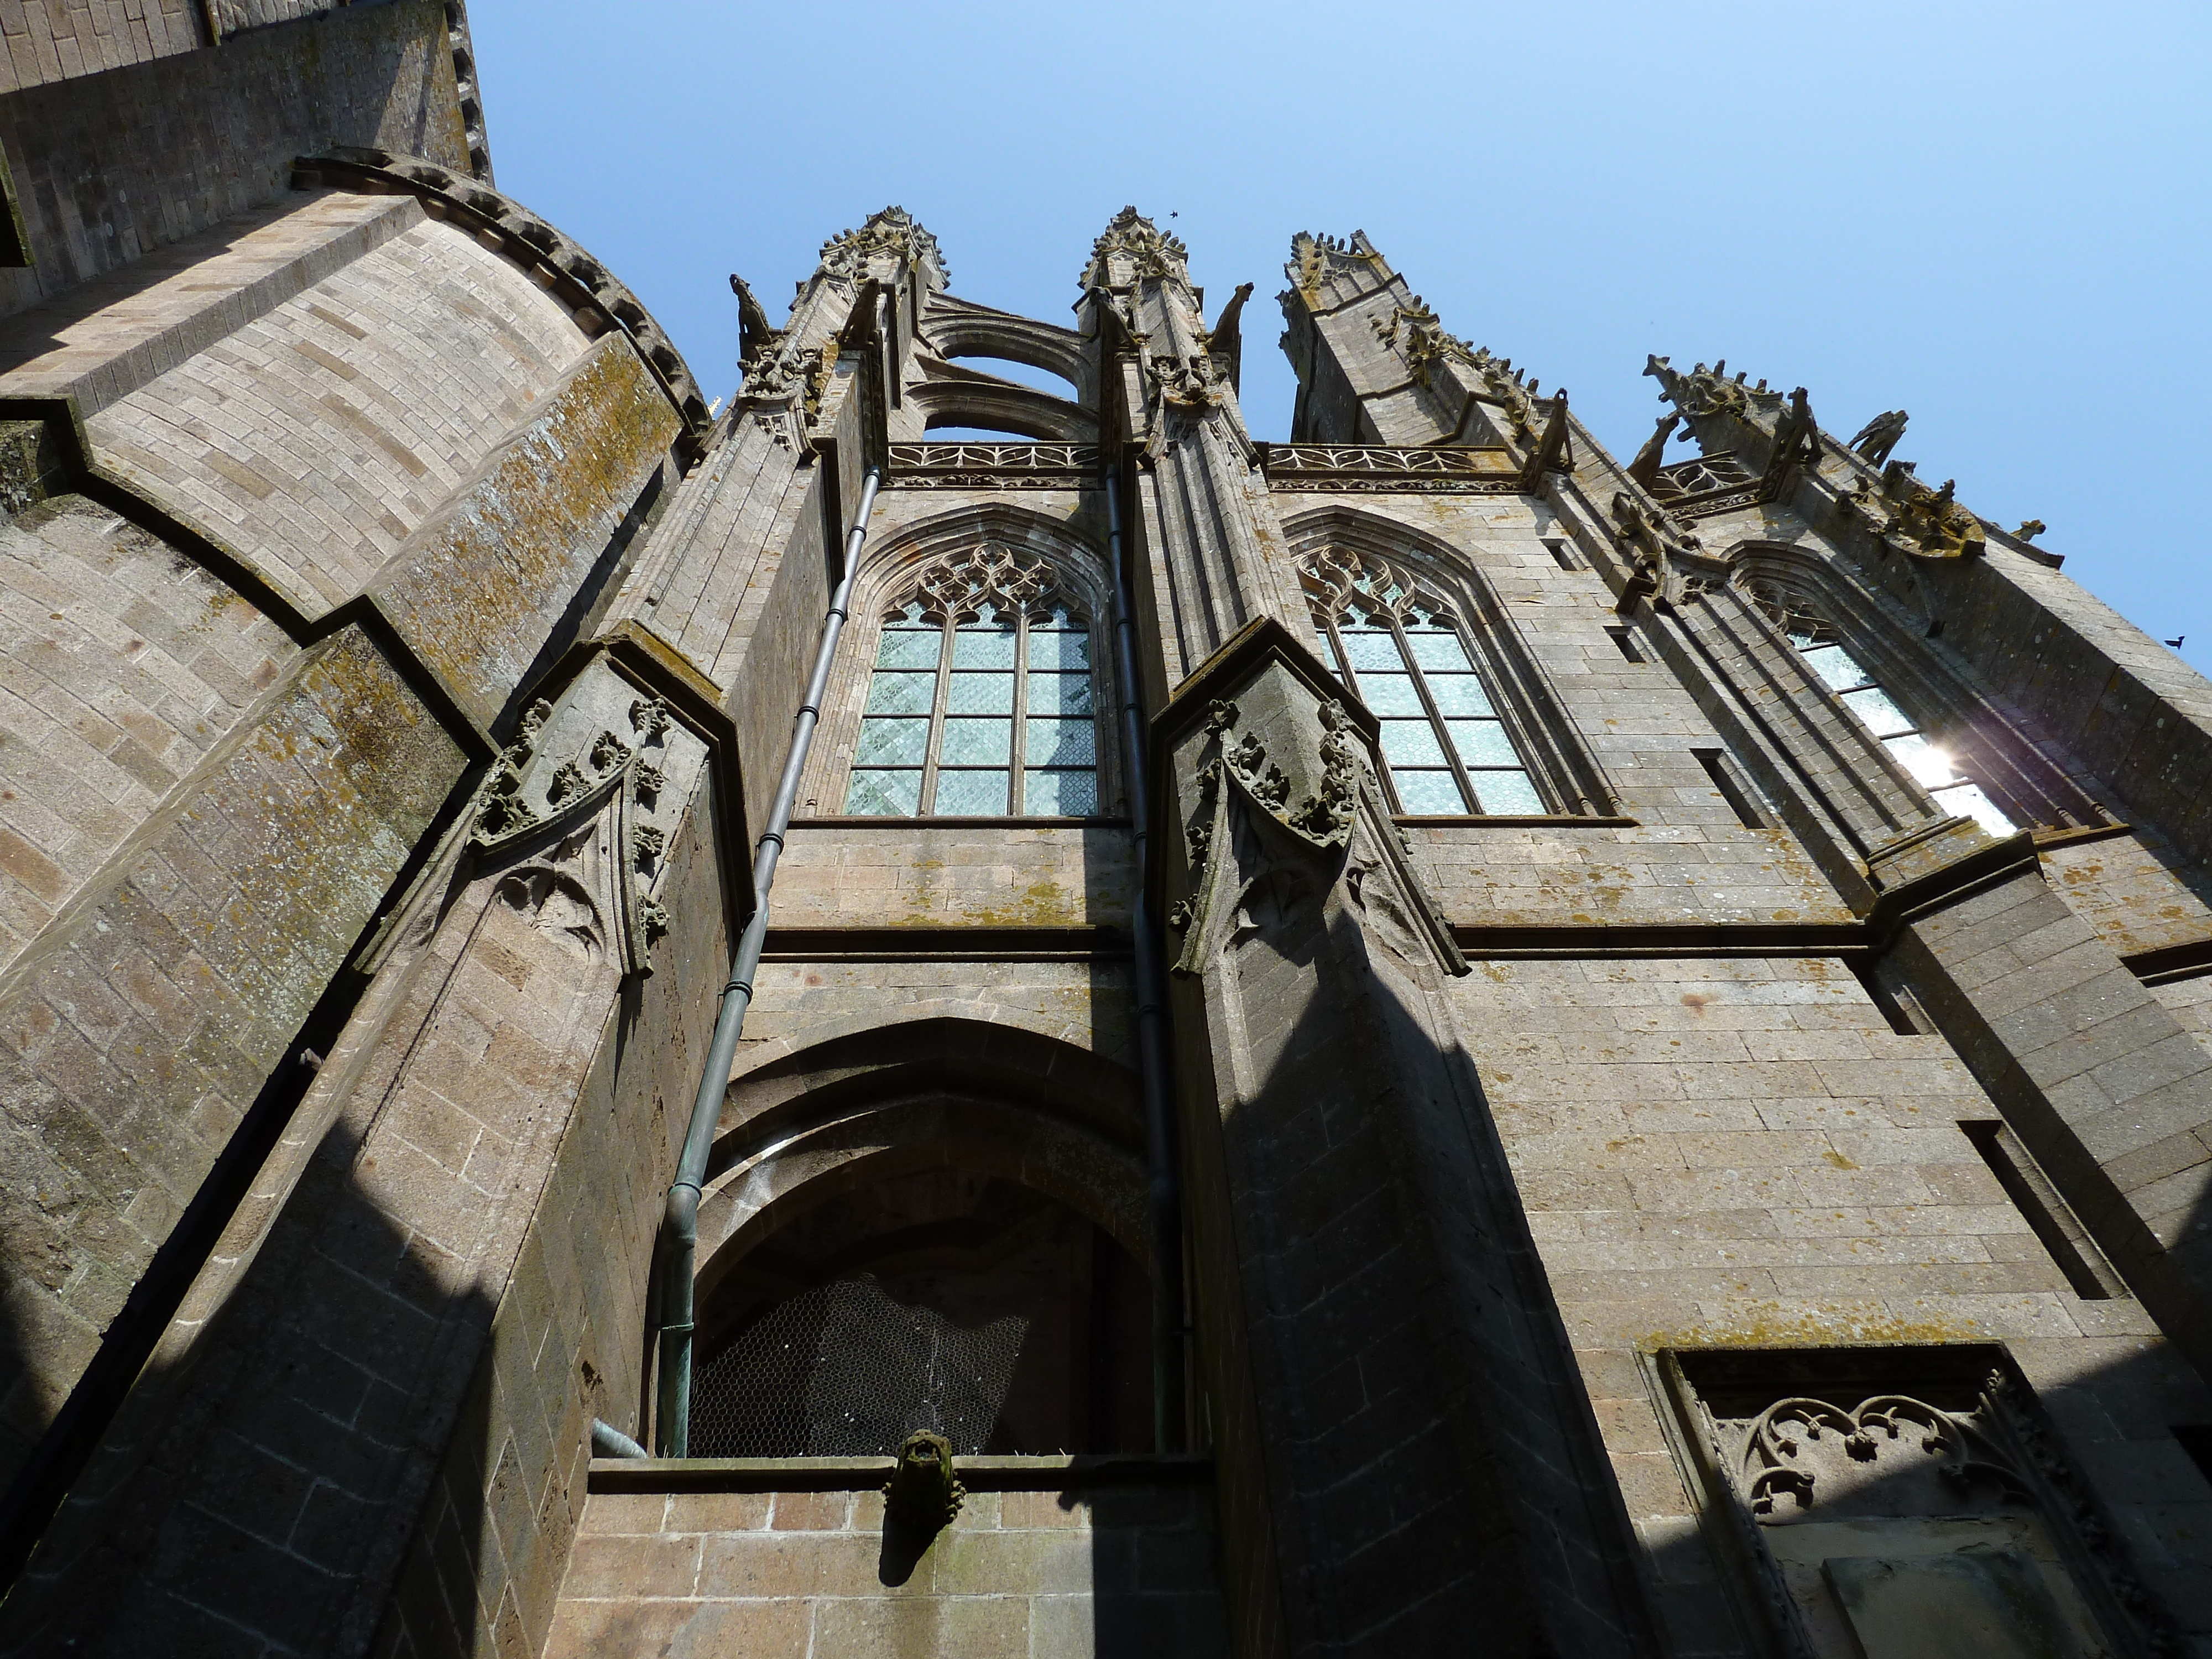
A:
0,7,2208,1656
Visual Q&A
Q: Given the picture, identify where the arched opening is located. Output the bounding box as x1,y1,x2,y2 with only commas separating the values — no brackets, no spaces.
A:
941,353,1080,402
689,1167,1152,1457
921,421,1058,444
684,1016,1154,1458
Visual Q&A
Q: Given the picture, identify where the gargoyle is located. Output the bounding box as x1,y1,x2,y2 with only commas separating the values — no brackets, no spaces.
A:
883,1430,963,1532
1761,387,1820,492
1626,413,1679,488
728,272,778,368
1203,280,1253,390
1881,465,1986,559
1849,408,1908,467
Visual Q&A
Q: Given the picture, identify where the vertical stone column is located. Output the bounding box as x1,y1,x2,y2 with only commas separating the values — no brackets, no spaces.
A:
1893,863,2212,1381
1159,619,1654,1658
1087,210,1305,682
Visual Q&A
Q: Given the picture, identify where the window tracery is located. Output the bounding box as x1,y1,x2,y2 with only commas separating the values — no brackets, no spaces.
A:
845,542,1103,818
1298,545,1543,816
1756,591,2016,837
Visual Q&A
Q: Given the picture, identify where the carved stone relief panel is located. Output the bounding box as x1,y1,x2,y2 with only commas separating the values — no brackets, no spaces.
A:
1658,1347,2177,1659
467,656,711,976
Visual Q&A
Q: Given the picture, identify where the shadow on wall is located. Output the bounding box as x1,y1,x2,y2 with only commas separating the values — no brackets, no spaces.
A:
1634,1332,2212,1655
0,832,679,1656
0,1105,500,1655
1186,843,2212,1656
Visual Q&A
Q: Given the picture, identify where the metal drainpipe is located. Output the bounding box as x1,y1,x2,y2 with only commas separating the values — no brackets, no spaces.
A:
655,463,883,1457
1105,462,1186,1453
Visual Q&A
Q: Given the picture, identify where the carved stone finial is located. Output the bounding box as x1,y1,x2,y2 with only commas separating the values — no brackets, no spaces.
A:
818,205,945,287
883,1430,963,1532
1082,206,1188,289
2013,519,2046,541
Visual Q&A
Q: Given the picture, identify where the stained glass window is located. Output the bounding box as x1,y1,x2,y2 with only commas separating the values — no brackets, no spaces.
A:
846,546,1102,817
1786,629,2014,837
1302,549,1545,816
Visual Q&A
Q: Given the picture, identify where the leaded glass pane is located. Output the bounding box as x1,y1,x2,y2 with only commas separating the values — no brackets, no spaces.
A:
1339,629,1402,672
1932,780,2015,837
1885,733,1964,789
941,717,1011,763
1405,629,1474,672
1030,629,1091,670
1393,770,1467,814
1027,769,1098,816
1026,717,1096,767
1026,672,1093,715
1447,719,1520,768
947,672,1015,714
936,769,1010,814
1841,686,1916,739
846,769,921,815
1379,719,1449,768
952,623,1018,669
1470,770,1544,814
1797,641,1867,693
1360,672,1426,717
876,628,942,670
1311,620,1339,675
856,717,930,765
1426,674,1495,717
867,671,937,716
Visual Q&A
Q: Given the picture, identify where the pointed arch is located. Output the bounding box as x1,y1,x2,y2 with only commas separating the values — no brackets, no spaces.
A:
1281,505,1620,818
805,506,1123,818
1721,539,2116,837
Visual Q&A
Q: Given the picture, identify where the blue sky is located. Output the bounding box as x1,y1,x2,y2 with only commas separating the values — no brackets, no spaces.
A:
471,1,2210,674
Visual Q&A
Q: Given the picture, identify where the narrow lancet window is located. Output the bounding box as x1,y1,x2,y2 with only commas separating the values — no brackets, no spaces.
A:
846,544,1102,818
1785,629,2013,837
1302,547,1543,815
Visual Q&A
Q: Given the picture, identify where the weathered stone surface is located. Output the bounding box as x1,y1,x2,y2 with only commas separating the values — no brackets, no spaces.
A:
541,1467,1226,1659
88,215,591,621
0,1,468,318
7,90,2212,1659
0,624,465,1488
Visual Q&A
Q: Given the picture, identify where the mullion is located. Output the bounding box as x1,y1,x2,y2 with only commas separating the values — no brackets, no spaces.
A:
920,612,955,815
1010,611,1031,816
1391,613,1477,812
1326,619,1402,811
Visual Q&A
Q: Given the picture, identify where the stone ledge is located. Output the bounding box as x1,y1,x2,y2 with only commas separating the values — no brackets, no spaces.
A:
588,1455,1214,1494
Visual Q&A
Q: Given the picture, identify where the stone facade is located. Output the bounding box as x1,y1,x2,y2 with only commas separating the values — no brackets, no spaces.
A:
0,19,2209,1659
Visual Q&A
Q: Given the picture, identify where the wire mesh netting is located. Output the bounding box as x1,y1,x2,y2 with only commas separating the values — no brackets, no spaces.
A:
690,1274,1029,1458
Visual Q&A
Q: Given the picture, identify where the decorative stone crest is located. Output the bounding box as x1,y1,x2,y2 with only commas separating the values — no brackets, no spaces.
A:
1082,206,1188,288
1167,653,1467,980
818,205,944,286
1731,1391,2031,1521
1699,1367,2183,1657
467,686,682,976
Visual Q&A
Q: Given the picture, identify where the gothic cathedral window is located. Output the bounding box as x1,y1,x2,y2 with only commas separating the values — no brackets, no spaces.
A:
846,543,1103,818
1784,627,2015,837
1301,546,1545,815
